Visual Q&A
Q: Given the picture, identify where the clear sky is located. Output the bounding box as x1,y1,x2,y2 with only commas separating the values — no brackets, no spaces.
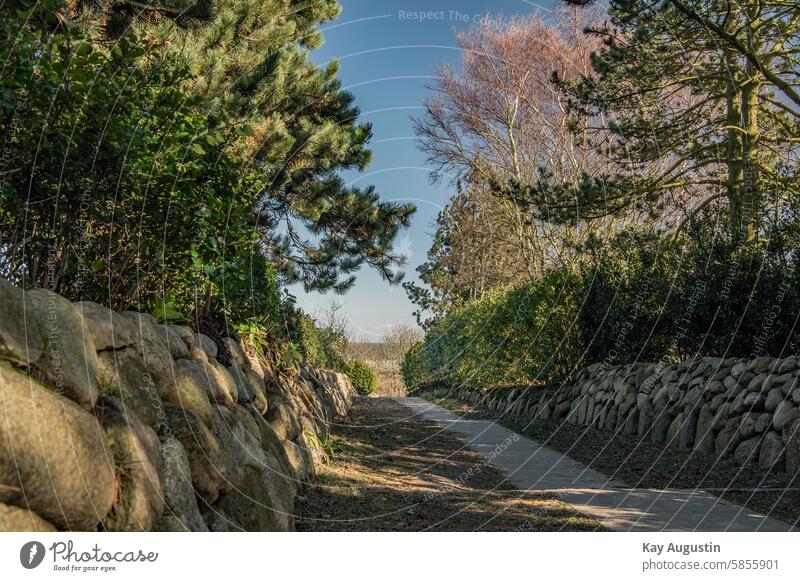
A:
295,0,561,340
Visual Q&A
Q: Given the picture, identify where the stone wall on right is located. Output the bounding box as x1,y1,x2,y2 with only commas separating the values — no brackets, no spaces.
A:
421,356,800,475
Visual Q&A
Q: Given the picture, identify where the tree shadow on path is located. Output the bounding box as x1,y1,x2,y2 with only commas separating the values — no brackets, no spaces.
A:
296,397,603,531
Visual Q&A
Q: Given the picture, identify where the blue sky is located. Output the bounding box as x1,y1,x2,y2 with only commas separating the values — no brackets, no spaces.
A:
295,0,561,340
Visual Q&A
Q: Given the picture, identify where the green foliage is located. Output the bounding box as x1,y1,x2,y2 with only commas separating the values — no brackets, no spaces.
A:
139,0,416,293
233,317,273,353
150,295,187,325
289,313,348,371
0,5,260,315
344,360,376,395
303,427,334,463
578,206,800,363
400,342,434,393
70,0,214,39
273,340,303,373
319,436,335,462
406,205,800,392
0,1,414,366
403,270,583,391
405,5,800,390
513,0,800,236
403,180,524,329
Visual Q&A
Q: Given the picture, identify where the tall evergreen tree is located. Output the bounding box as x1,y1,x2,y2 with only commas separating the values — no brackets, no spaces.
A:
510,0,799,239
66,0,416,293
68,0,213,37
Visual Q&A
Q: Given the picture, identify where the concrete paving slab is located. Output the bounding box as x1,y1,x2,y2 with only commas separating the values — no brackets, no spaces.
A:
396,397,795,532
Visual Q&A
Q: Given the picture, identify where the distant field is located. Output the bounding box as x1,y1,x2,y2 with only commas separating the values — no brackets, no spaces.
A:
347,342,406,397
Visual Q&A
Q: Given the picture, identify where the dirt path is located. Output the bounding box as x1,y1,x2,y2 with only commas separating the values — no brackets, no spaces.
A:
295,396,602,531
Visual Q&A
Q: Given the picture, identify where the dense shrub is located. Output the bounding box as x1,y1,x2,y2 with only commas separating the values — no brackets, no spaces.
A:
400,342,433,393
344,360,377,395
404,203,800,392
287,313,348,371
0,18,240,306
402,269,583,391
577,229,682,364
578,209,800,364
0,5,299,339
0,3,414,370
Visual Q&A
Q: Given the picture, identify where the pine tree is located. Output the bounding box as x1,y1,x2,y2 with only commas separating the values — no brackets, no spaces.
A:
68,0,213,37
66,0,416,293
511,0,799,239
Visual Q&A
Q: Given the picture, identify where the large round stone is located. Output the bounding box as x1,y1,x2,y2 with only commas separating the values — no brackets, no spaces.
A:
0,363,115,530
715,417,742,457
694,405,716,452
76,301,135,351
266,394,301,441
214,464,293,531
154,437,208,532
785,418,800,476
97,396,164,532
168,325,197,351
773,401,799,432
96,348,163,430
211,406,268,490
228,361,268,415
222,338,248,369
742,392,766,411
733,437,761,465
759,431,785,472
163,404,225,504
765,387,785,412
202,359,237,409
26,288,99,408
0,278,44,365
245,409,297,494
161,359,217,427
283,439,315,482
160,325,190,359
121,312,174,392
0,502,56,532
196,334,218,359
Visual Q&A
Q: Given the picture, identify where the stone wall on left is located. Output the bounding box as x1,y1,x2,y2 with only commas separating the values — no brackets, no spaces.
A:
0,278,356,532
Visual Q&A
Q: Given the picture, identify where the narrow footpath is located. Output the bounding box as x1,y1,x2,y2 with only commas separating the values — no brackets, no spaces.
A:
295,397,601,531
398,397,795,532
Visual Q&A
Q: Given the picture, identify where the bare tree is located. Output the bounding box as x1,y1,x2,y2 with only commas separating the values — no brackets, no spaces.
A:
382,324,423,359
414,7,625,276
316,299,351,340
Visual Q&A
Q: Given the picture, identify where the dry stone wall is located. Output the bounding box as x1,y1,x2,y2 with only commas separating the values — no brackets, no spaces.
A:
0,278,356,532
422,356,800,476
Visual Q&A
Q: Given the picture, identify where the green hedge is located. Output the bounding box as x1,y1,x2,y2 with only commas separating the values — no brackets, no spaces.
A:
578,220,800,363
401,342,433,392
286,313,347,370
345,360,377,395
403,269,583,391
404,213,800,394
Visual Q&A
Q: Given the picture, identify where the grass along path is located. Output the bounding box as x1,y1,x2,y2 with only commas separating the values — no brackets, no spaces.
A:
295,396,603,531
